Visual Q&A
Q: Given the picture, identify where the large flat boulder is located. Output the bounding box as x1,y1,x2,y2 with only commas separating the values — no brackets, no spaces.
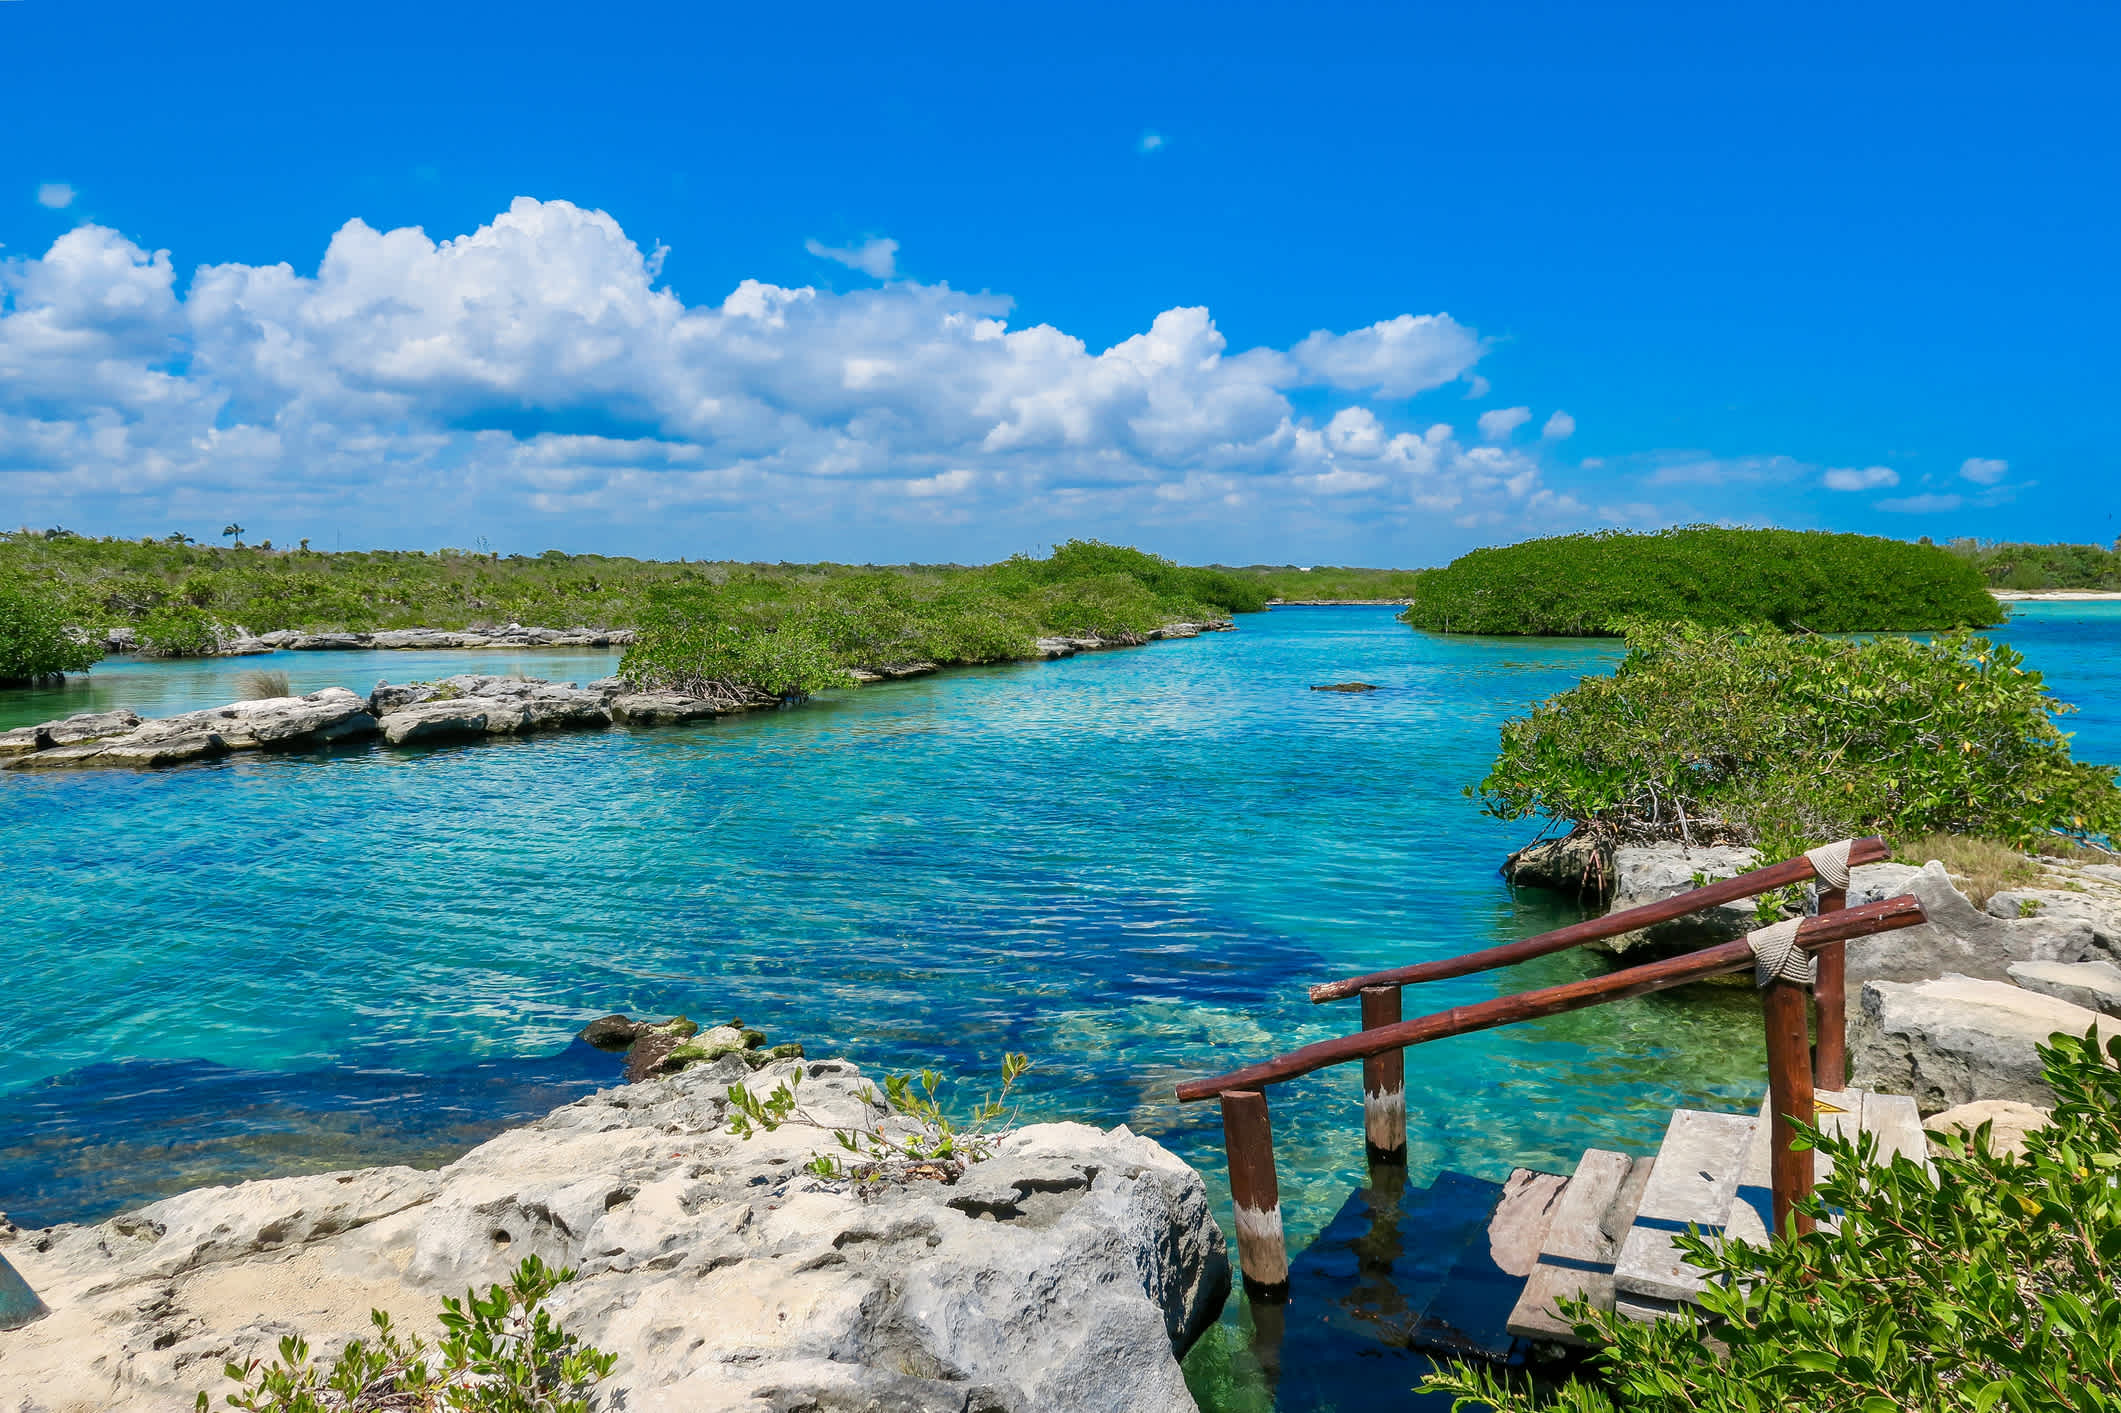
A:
1591,843,1761,957
0,1058,1226,1413
2007,959,2121,1016
612,691,723,725
379,698,503,745
1850,974,2121,1113
1843,861,2105,989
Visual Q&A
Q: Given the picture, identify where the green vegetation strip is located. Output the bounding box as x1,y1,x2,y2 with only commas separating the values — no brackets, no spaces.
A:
1476,620,2121,862
1402,527,2001,636
6,533,1419,689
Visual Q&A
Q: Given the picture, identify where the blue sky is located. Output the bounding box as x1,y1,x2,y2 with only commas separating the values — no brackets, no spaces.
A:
2,0,2114,565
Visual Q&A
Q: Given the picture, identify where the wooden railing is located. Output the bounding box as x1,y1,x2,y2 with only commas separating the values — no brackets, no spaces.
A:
1173,837,1916,1303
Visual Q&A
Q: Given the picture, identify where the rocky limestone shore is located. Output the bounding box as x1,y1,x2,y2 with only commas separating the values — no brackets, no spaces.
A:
10,621,1235,772
0,1049,1228,1413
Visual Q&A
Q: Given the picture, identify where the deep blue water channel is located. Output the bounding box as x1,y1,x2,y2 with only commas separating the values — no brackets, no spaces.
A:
2,601,2115,1410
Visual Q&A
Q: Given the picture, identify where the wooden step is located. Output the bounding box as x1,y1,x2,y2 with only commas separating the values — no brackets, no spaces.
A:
1726,1088,1930,1245
1505,1148,1653,1343
1612,1108,1754,1310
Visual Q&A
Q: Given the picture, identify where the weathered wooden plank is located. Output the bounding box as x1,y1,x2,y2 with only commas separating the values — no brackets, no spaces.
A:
1506,1149,1635,1343
1613,1109,1754,1306
1487,1168,1570,1279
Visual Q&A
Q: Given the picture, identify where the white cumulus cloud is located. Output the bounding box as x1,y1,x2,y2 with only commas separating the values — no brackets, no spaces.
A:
1877,493,1964,514
1541,410,1575,440
35,183,75,209
1822,466,1899,491
1960,456,2009,485
0,198,1576,549
1477,406,1532,441
804,235,898,279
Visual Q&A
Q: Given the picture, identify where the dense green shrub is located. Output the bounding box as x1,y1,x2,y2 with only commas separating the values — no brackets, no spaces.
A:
1423,1029,2121,1412
620,540,1254,699
1223,564,1424,601
1476,620,2121,860
137,604,220,658
0,579,102,682
1948,537,2121,591
1403,527,2001,636
200,1255,614,1412
0,533,1275,673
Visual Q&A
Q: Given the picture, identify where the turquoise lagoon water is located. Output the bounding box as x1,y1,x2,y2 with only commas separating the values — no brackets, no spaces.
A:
2,602,2116,1406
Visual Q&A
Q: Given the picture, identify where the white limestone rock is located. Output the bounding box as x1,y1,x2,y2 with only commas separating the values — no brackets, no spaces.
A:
1850,973,2121,1113
1592,843,1762,956
2006,958,2121,1016
0,1058,1226,1413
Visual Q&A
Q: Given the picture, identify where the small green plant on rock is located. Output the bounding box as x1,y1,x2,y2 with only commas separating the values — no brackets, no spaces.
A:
198,1255,615,1413
1421,1029,2121,1412
726,1052,1032,1180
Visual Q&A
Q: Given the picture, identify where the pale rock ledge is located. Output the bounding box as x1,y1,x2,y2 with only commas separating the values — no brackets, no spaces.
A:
0,1055,1229,1413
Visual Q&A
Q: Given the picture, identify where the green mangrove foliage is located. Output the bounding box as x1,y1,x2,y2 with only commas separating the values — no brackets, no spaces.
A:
199,1256,614,1412
1402,527,2001,636
0,578,102,683
0,532,1276,675
618,541,1266,699
1947,537,2121,591
1222,564,1424,601
1422,1029,2121,1413
1476,621,2121,860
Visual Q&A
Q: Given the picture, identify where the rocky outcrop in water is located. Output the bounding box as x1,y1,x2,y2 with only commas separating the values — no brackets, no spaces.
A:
4,690,379,770
0,1054,1228,1413
220,626,637,654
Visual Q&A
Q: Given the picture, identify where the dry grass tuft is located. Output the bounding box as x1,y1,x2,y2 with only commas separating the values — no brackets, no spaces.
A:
1893,833,2041,908
235,666,293,700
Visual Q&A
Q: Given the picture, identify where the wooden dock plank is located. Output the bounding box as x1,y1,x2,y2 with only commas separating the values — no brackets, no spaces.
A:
1506,1149,1634,1343
1613,1109,1754,1305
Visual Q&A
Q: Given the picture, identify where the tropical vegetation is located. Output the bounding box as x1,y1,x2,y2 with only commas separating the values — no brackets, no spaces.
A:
1402,527,2001,636
0,577,103,684
1422,1028,2121,1412
1476,620,2121,862
614,540,1266,698
1947,537,2121,591
199,1256,614,1412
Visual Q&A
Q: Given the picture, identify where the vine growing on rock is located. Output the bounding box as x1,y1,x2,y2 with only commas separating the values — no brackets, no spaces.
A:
726,1053,1033,1180
1477,620,2121,862
198,1256,615,1412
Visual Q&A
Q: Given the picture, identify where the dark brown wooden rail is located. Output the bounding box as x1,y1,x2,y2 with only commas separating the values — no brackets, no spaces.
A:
1179,893,1920,1102
1306,834,1889,1003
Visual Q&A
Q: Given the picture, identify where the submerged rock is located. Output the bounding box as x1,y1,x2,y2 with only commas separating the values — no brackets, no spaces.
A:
1310,682,1379,692
0,1056,1227,1413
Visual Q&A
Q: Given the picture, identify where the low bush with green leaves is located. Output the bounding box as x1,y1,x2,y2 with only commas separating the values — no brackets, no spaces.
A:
618,541,1261,700
1477,620,2121,862
726,1052,1032,1180
0,578,102,683
1403,527,2001,636
1422,1029,2121,1412
198,1255,615,1412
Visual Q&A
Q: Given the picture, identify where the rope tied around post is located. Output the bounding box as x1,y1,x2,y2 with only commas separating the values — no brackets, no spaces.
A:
1747,917,1815,987
1804,838,1854,891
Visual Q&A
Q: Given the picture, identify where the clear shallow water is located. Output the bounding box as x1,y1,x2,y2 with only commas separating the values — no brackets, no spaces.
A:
1,602,2114,1408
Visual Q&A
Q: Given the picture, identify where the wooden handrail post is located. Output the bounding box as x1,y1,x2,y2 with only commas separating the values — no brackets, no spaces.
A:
1760,976,1818,1237
1220,1090,1291,1303
1359,985,1407,1166
1812,884,1849,1088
